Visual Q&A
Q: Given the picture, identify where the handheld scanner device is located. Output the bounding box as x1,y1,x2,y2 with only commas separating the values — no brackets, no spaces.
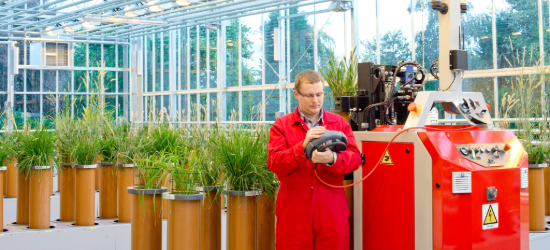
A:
305,130,348,161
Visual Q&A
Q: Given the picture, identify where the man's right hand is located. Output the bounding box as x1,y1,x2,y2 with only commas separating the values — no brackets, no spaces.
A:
302,126,326,150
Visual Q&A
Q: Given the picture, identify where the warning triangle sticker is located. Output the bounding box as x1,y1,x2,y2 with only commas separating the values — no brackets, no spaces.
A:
381,150,394,165
484,205,498,225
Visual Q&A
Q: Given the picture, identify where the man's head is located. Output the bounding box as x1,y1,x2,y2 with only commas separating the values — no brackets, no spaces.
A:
294,70,325,116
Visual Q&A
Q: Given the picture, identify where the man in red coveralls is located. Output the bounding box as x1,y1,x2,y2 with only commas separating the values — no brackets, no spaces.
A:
267,70,361,249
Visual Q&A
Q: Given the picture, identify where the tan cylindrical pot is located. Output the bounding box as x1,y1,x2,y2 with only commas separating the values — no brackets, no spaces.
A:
226,190,260,250
129,187,165,250
59,163,76,221
198,187,222,250
6,158,17,198
0,166,6,230
166,193,204,250
529,164,546,231
29,166,52,229
162,171,172,220
2,163,5,197
50,170,54,196
257,191,276,250
117,164,135,223
16,169,30,225
75,164,97,226
545,163,550,215
99,162,118,219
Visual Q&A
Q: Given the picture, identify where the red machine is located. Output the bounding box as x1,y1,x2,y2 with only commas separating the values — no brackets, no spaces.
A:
329,1,530,249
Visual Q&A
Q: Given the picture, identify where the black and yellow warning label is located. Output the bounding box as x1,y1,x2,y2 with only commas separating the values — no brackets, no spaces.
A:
482,203,499,230
381,150,394,165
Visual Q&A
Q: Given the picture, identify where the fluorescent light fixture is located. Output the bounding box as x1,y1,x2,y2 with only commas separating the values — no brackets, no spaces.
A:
46,30,56,36
149,5,163,12
176,0,192,6
72,24,83,30
82,21,101,28
512,32,522,36
85,16,168,26
159,3,173,9
480,36,489,39
64,26,74,32
125,8,146,17
382,49,391,53
125,11,138,17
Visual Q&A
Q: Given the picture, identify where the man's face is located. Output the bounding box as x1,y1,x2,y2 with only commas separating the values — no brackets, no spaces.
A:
294,81,325,116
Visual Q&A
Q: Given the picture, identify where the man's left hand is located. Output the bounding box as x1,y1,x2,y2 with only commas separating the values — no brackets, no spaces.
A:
312,145,335,164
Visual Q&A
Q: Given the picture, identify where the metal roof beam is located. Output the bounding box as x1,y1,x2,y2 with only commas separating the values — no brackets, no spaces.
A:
15,0,135,31
113,0,286,37
0,0,68,22
100,0,268,36
5,0,36,8
84,0,235,35
130,0,330,38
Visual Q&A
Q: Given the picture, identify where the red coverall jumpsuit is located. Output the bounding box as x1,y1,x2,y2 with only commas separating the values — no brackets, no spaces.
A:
268,107,361,250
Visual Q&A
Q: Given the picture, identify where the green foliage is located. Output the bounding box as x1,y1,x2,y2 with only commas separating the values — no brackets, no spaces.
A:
319,48,358,101
55,95,75,162
13,124,56,176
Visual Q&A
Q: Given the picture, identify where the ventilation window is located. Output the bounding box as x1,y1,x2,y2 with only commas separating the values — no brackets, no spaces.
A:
452,172,472,194
45,42,69,66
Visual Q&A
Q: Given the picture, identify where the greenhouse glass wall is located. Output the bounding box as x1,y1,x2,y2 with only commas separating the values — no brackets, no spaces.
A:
0,0,548,126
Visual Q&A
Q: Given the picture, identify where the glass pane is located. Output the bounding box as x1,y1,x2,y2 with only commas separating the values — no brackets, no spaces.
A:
74,95,87,118
104,44,115,68
155,33,161,91
15,69,24,92
463,77,495,117
323,85,334,111
26,69,40,92
289,7,314,82
200,93,207,120
89,44,101,67
226,20,239,87
58,94,70,116
199,26,208,89
117,45,125,68
147,35,153,92
163,95,170,114
43,94,56,126
14,94,24,128
226,92,239,120
105,95,116,119
266,89,280,121
163,32,170,91
378,0,412,65
179,94,188,120
358,0,377,62
181,28,188,90
90,71,100,92
317,3,345,67
26,94,40,128
496,0,539,68
43,70,56,92
463,0,493,70
74,70,87,93
209,93,218,122
59,70,72,92
264,12,280,85
414,0,439,68
290,88,298,112
0,44,7,92
74,43,86,67
209,29,218,88
155,95,161,114
118,95,127,120
242,14,263,86
544,0,550,65
118,71,126,93
104,71,116,93
190,94,198,121
242,90,262,121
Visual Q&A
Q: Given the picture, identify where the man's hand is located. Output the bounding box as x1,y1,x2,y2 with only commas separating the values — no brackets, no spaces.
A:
311,143,335,164
302,126,326,150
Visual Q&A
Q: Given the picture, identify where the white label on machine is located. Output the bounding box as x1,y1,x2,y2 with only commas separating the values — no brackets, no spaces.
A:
430,107,439,124
482,203,499,230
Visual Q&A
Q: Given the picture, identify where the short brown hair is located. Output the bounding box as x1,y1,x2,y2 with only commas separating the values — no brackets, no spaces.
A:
295,70,324,91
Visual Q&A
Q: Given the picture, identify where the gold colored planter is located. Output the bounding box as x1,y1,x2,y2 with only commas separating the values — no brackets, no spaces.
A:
199,187,222,250
129,187,165,250
29,167,52,229
117,163,135,223
225,190,260,250
99,162,118,219
165,193,204,250
59,163,76,222
75,164,97,226
529,164,546,231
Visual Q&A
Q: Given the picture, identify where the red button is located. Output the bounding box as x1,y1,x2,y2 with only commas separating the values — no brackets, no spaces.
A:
408,103,417,112
504,143,512,151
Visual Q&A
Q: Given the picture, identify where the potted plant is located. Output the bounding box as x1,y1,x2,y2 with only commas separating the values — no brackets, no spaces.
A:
319,48,358,121
129,144,168,250
158,148,204,250
98,114,119,220
212,125,272,250
55,97,77,222
188,124,223,250
115,119,141,223
14,124,56,229
73,92,102,226
501,56,550,231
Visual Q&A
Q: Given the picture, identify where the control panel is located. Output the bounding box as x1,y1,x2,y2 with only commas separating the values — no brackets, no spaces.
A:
454,143,511,167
